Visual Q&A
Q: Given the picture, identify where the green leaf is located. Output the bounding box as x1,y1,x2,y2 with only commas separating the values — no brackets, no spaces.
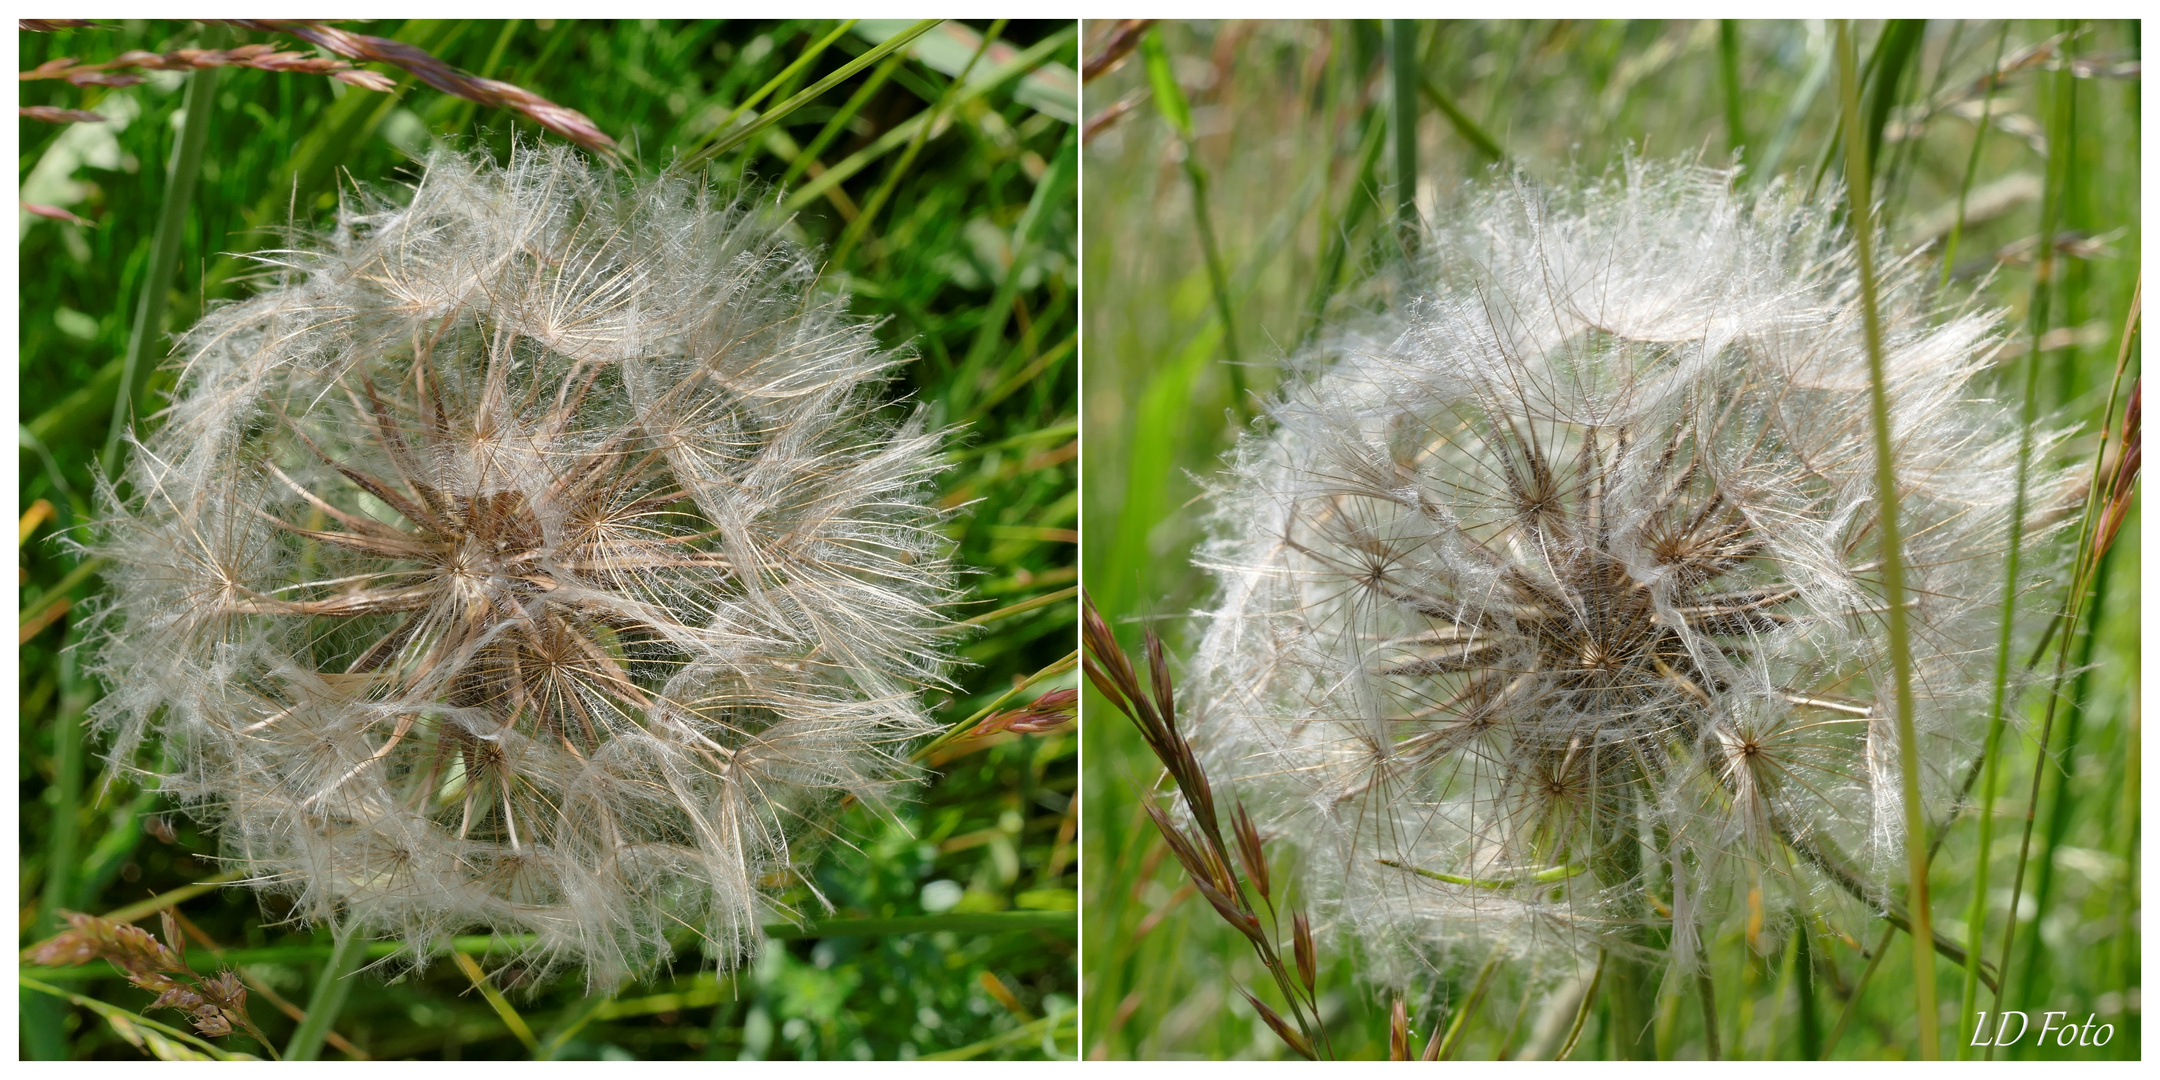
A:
1140,29,1193,139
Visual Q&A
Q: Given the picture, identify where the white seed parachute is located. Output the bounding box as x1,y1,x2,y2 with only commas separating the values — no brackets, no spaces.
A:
91,145,959,981
1186,161,2076,986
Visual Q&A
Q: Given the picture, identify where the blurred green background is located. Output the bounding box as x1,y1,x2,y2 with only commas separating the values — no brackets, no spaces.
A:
1080,19,2137,1060
20,18,1077,1060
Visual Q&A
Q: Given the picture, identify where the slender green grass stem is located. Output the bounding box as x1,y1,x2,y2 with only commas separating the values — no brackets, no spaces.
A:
1941,24,2011,289
1182,154,1244,411
1718,21,1746,168
1959,27,2042,1044
783,26,1073,212
834,21,1001,267
1391,21,1421,248
778,48,907,191
1415,48,1507,166
1755,35,1830,185
695,20,858,156
2018,544,2113,1002
1141,27,1245,412
1824,922,1895,1057
957,132,1078,403
1436,943,1505,1059
1556,952,1605,1060
1298,104,1389,352
1835,20,1936,1058
25,637,92,1061
1958,683,2014,1057
440,18,520,137
36,640,89,942
101,31,220,480
284,922,369,1061
1589,775,1655,1059
2107,670,2140,1034
682,19,938,169
1696,967,1720,1060
536,985,621,1060
1795,921,1820,1059
1987,30,2088,1054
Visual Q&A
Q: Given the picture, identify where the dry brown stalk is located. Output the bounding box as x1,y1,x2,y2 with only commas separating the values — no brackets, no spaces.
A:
20,105,107,123
222,20,616,154
20,43,395,90
1081,20,1154,83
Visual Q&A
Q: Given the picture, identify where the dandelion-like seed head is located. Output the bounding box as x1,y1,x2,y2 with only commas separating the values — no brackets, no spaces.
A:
1188,161,2076,983
92,145,958,980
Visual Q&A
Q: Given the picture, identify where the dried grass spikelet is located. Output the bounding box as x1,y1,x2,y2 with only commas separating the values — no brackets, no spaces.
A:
90,145,958,981
1186,160,2077,988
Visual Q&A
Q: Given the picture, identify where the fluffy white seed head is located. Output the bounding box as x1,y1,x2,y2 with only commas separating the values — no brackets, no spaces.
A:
91,146,958,981
1187,161,2077,983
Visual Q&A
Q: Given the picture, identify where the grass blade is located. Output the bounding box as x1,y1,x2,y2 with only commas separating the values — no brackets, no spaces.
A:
1142,27,1246,412
682,20,856,159
1299,102,1390,352
1391,20,1421,246
452,951,538,1055
1754,30,1831,184
1941,24,2011,289
1987,25,2091,1053
536,986,619,1060
1836,19,1935,1058
682,20,939,168
283,922,368,1060
776,47,906,191
781,26,1073,212
832,20,1002,266
1957,24,2040,1059
1719,21,1746,168
100,30,219,478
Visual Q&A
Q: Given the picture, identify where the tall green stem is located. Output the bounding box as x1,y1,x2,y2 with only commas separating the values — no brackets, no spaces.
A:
285,922,369,1061
1141,27,1245,415
1987,24,2084,1056
1835,20,1936,1058
832,21,996,267
1958,26,2043,1054
1940,24,2010,289
1391,20,1421,251
25,637,93,1060
1590,758,1656,1059
2016,543,2113,1010
101,27,220,479
1719,21,1746,169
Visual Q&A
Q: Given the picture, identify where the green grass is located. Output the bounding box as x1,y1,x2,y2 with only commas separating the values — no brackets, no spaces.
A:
1080,18,2138,1060
20,18,1077,1061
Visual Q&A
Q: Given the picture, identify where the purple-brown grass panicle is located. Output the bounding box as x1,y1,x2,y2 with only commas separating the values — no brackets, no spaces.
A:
89,145,959,984
1183,160,2078,1039
27,910,274,1052
1082,592,1329,1059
